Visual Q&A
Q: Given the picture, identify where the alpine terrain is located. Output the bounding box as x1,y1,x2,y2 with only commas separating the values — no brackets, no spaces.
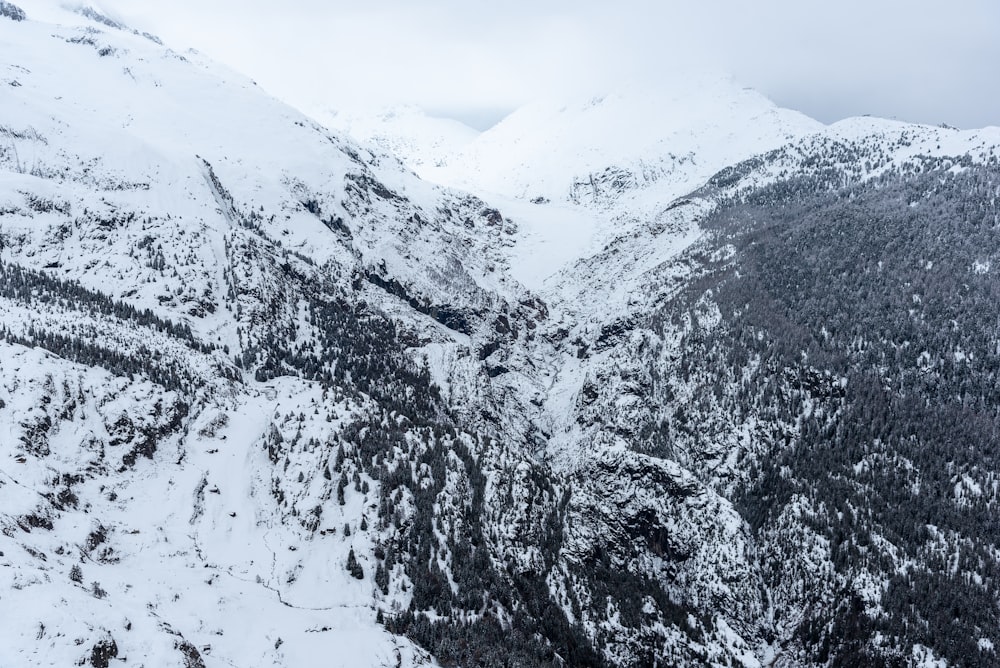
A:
2,3,1000,667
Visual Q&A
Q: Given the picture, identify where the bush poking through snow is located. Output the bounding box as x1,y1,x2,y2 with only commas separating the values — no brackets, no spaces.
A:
0,2,25,21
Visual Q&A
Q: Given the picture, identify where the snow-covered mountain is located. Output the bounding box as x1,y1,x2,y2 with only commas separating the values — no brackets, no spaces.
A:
4,2,1000,667
431,82,819,206
322,105,480,176
325,80,822,208
0,4,535,666
321,82,823,292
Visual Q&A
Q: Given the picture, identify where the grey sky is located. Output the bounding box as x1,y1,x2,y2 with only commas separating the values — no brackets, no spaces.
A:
103,0,1000,130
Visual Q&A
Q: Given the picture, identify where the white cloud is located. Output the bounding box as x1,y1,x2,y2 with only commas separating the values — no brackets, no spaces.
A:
101,0,1000,129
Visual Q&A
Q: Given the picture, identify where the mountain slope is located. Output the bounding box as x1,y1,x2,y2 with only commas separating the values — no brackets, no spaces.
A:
0,5,571,666
322,82,823,291
4,4,750,666
5,2,1000,667
427,81,821,206
322,105,479,175
525,121,1000,666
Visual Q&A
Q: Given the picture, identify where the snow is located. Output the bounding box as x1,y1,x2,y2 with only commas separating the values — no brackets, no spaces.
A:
0,341,432,667
911,644,948,668
319,104,479,174
474,194,607,290
424,80,821,206
4,2,1000,666
0,7,456,665
319,78,822,292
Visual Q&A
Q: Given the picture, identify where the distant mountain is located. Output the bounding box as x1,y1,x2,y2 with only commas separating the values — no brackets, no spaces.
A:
4,2,1000,667
321,105,479,174
327,81,819,217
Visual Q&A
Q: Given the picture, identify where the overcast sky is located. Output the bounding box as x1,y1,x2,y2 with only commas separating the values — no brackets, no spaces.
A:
102,0,1000,130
